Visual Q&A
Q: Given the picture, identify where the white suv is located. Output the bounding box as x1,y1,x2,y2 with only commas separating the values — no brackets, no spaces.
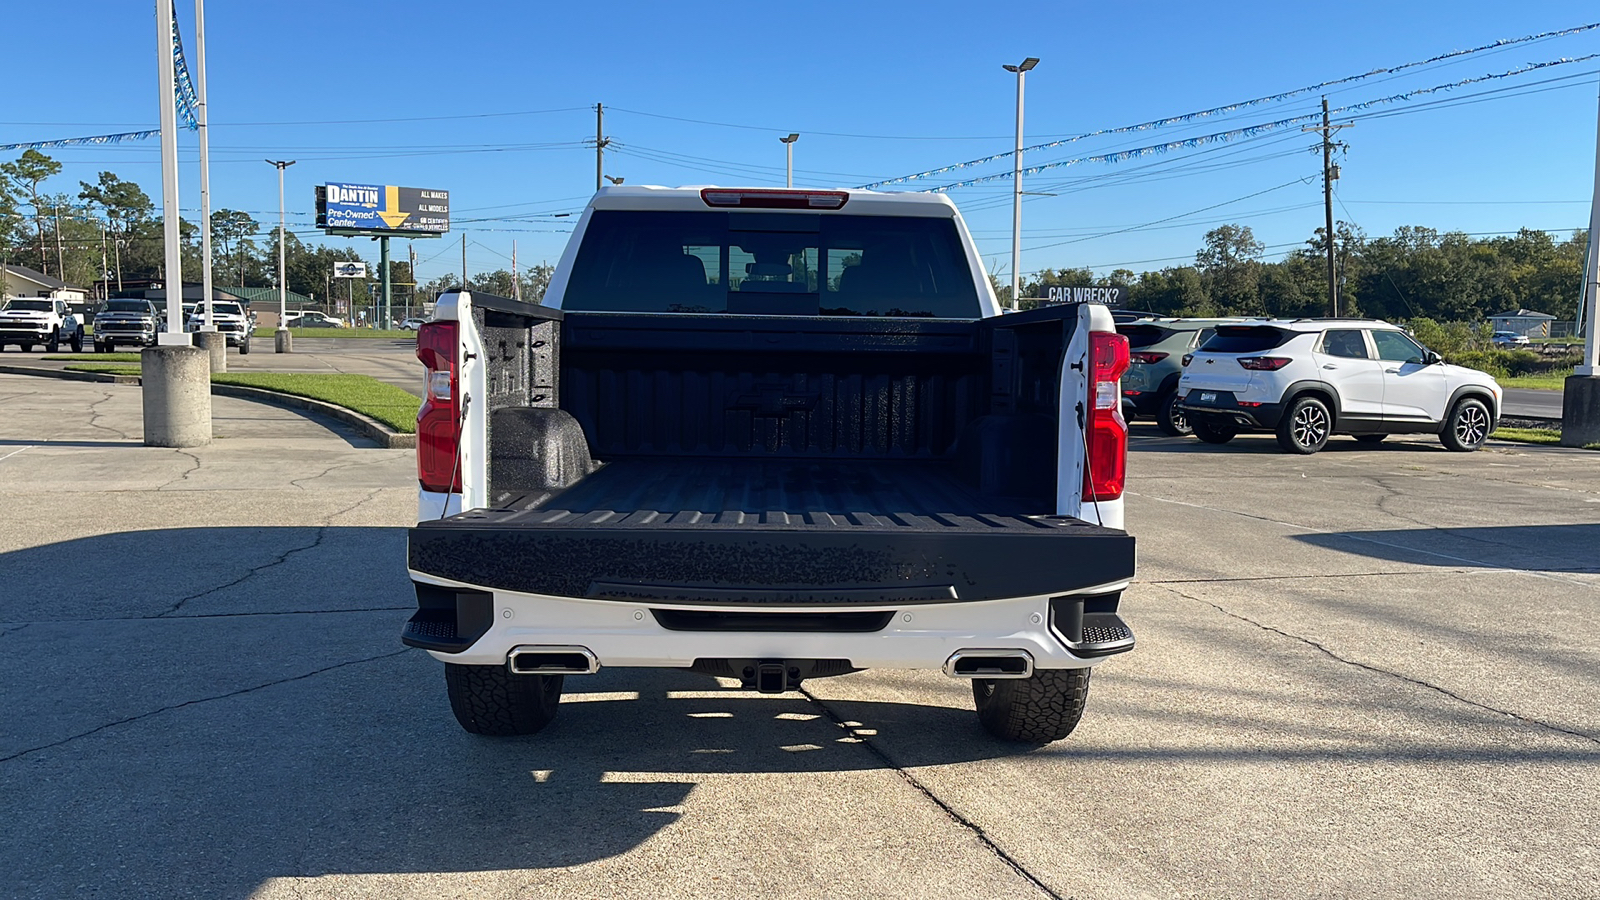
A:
1176,319,1502,454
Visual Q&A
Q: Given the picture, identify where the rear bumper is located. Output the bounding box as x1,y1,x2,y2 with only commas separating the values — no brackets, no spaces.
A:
1178,393,1286,430
403,572,1134,671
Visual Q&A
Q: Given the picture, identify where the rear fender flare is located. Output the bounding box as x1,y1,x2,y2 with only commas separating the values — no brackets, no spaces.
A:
1281,380,1342,428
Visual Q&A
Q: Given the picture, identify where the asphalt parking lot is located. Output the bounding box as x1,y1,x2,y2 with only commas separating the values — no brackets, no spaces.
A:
1,373,1597,899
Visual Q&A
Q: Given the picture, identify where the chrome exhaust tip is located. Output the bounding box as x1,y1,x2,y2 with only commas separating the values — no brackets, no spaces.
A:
943,649,1034,679
507,645,599,675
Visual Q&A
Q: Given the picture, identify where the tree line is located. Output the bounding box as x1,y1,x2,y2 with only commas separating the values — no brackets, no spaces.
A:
1010,221,1589,324
0,149,552,309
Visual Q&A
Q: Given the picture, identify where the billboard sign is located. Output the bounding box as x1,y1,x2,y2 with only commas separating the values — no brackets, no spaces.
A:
332,262,368,279
316,183,450,236
1041,285,1126,306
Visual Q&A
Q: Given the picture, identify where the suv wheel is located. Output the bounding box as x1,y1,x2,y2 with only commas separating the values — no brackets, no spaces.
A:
1191,418,1236,444
444,663,563,736
973,668,1091,743
1441,397,1491,452
1277,395,1331,454
1157,392,1192,436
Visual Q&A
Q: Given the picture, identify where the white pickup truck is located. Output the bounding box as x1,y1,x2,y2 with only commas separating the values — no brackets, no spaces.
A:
403,186,1136,743
0,297,83,353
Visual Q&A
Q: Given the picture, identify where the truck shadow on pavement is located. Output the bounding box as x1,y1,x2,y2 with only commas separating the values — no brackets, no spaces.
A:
1291,523,1600,571
0,526,1028,894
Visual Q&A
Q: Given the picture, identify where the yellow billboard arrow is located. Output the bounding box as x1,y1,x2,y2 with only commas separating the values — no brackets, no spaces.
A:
378,185,410,230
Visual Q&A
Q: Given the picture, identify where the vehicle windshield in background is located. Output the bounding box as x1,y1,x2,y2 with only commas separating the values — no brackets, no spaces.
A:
1117,324,1172,349
563,211,981,317
1200,326,1293,354
4,300,52,312
196,303,244,316
105,300,150,313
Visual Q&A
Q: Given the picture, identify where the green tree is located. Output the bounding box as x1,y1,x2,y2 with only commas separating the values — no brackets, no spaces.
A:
1,149,63,273
1195,224,1264,314
209,209,259,286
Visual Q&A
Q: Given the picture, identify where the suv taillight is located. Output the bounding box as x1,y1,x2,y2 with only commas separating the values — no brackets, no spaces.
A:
1083,330,1131,504
416,321,461,493
1238,356,1291,371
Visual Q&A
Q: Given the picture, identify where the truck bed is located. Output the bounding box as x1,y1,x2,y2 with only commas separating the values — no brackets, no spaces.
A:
410,459,1134,605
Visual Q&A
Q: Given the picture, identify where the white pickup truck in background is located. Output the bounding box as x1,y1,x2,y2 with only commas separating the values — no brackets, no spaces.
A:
403,186,1136,743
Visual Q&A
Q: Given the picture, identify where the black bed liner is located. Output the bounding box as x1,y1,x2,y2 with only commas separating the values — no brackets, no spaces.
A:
410,459,1134,605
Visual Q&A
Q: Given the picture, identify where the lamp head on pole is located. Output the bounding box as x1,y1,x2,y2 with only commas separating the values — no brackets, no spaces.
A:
780,133,800,144
1003,57,1039,73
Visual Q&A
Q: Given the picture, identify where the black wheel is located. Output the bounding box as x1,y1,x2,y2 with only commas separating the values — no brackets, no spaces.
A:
1353,434,1386,444
444,663,563,736
1191,418,1237,444
973,668,1091,743
1441,397,1491,452
21,343,35,352
1276,395,1331,454
69,330,83,353
239,337,251,356
1157,391,1192,436
45,331,60,353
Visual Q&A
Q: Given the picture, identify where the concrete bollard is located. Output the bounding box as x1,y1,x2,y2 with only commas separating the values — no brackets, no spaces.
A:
275,327,292,353
192,331,227,373
1561,375,1600,447
141,345,212,447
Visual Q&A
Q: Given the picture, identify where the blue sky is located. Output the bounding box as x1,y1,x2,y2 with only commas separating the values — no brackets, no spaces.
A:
6,1,1598,289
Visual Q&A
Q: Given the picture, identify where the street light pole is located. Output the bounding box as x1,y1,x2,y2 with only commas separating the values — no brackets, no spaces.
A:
266,159,295,352
780,133,799,188
1003,57,1038,312
155,0,185,344
195,0,215,333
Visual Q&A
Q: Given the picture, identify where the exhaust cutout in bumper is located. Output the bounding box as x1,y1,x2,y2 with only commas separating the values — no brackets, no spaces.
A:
507,645,599,675
943,649,1035,679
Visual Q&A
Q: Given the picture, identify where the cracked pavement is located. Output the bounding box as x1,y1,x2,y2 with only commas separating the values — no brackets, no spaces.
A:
2,373,1599,899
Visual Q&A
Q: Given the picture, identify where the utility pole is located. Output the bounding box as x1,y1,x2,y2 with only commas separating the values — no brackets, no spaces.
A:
409,242,417,318
1304,97,1352,317
100,225,109,302
595,103,611,192
461,233,468,288
195,0,215,333
1003,57,1038,312
512,239,520,302
265,159,295,352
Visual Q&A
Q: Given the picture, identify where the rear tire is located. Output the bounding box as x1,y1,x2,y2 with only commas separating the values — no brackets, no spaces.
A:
444,663,563,736
1353,434,1386,444
973,668,1091,743
1276,395,1331,454
1441,397,1491,452
1191,418,1237,444
69,330,83,353
1157,391,1192,436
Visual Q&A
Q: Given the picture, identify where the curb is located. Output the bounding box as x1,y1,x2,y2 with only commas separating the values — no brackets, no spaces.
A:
0,364,140,384
208,383,416,449
0,363,415,449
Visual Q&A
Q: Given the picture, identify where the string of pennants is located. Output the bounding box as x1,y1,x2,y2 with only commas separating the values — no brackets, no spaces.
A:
859,20,1600,190
916,52,1600,193
0,3,199,154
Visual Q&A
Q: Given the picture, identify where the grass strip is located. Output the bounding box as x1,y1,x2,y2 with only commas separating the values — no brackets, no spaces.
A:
1497,374,1572,391
1490,427,1600,450
44,353,144,362
211,373,419,433
60,367,420,433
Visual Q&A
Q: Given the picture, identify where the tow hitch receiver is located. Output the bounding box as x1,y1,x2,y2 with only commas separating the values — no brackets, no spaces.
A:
752,661,788,694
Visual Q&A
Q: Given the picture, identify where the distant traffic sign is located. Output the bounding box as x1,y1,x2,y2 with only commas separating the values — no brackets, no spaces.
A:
332,262,368,279
316,183,450,236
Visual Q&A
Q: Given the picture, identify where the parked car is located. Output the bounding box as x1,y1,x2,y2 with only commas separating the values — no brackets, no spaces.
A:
403,186,1136,744
185,300,253,353
287,311,345,328
1177,319,1502,454
1118,317,1243,435
398,316,430,331
0,297,83,352
1491,330,1530,347
93,298,163,351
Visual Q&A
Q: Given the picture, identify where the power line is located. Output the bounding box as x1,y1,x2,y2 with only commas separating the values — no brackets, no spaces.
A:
1023,178,1315,252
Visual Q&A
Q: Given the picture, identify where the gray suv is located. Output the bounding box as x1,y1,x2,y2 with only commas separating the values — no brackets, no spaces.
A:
1118,318,1242,435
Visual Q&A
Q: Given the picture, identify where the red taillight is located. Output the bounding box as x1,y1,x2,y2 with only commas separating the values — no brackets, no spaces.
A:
1130,352,1168,365
1238,356,1291,371
699,188,849,210
416,320,461,493
1083,330,1130,504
